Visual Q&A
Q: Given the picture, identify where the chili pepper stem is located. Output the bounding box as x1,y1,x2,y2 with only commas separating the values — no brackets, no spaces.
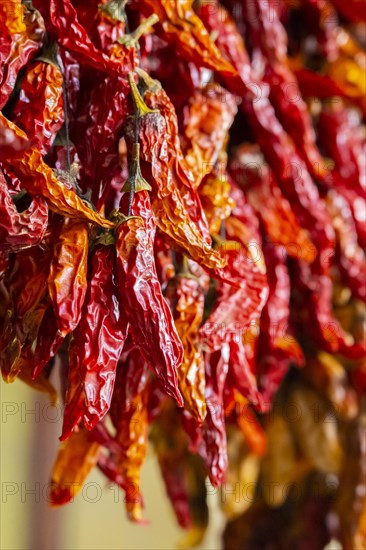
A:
118,14,159,49
99,0,128,23
128,73,159,117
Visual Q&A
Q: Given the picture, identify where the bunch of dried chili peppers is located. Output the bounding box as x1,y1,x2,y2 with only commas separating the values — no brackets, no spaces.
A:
1,0,365,547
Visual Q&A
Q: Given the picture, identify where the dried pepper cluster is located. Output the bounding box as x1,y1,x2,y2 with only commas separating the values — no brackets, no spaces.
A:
0,0,365,547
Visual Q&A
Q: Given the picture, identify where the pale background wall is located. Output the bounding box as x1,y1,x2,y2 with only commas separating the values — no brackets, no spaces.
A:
1,379,223,550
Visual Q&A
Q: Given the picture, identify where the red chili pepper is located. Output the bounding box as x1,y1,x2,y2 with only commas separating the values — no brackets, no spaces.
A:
258,244,304,409
0,2,45,110
32,0,127,76
200,348,229,487
11,50,64,155
0,167,48,253
115,191,184,406
61,245,129,439
47,217,89,336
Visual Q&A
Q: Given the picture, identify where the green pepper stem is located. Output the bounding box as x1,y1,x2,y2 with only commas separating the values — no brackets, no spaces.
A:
128,73,158,117
118,14,159,48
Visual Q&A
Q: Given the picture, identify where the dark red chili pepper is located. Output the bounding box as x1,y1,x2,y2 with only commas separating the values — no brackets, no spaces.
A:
0,167,48,253
61,245,129,439
258,244,304,409
32,0,128,77
115,191,184,406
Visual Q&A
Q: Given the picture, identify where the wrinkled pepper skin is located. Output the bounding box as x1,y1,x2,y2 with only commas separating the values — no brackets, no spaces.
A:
0,114,115,228
62,246,129,439
0,168,48,252
11,57,64,155
47,217,89,336
116,191,184,406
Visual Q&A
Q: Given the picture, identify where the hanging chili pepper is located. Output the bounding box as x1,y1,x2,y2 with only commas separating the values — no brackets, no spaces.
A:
32,0,128,77
62,245,129,439
0,2,45,110
327,191,366,302
135,69,212,244
124,92,230,279
105,355,150,523
181,83,238,188
136,0,236,75
11,46,64,155
115,191,184,406
198,1,335,264
230,144,316,263
0,114,115,228
200,347,229,487
166,272,207,423
257,244,304,409
50,428,101,506
47,217,89,336
0,168,48,253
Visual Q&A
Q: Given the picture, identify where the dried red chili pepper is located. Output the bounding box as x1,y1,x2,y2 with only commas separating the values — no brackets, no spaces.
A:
0,114,115,228
181,83,238,188
115,191,184,406
135,69,212,244
32,0,127,76
50,428,101,506
257,244,304,409
135,0,236,75
198,1,335,263
105,355,150,523
0,168,48,253
47,217,89,336
230,145,316,263
166,273,207,423
11,48,64,155
0,280,49,381
125,99,229,279
0,2,45,110
200,347,229,487
327,191,366,302
62,245,129,439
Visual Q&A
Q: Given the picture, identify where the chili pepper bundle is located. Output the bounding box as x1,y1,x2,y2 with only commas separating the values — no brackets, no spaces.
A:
0,0,365,546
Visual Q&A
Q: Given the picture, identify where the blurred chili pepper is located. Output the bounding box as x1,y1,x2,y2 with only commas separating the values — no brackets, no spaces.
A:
62,245,129,439
0,2,45,110
50,427,101,506
11,46,64,155
0,114,115,228
181,83,238,188
47,217,89,336
230,144,316,263
106,356,150,523
198,1,335,264
332,0,366,23
318,103,366,203
166,272,207,423
0,241,51,382
327,191,366,302
201,347,229,486
257,244,304,409
116,191,184,406
0,168,48,253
